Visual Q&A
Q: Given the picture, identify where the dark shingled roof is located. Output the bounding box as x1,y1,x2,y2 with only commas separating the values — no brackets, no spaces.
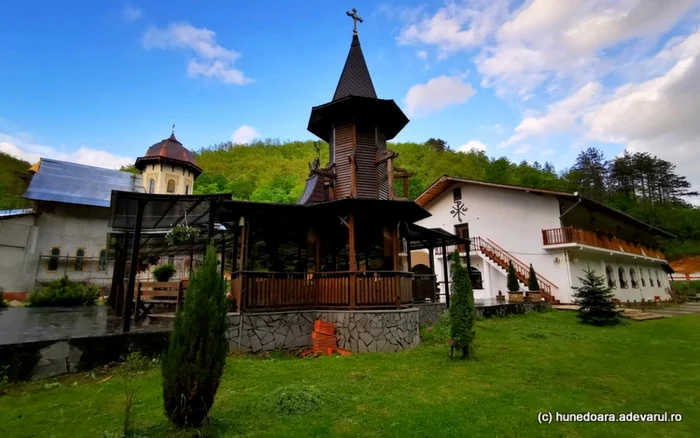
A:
333,34,377,101
134,133,202,176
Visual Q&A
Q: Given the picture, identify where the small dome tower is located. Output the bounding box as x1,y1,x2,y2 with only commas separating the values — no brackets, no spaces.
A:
134,132,202,195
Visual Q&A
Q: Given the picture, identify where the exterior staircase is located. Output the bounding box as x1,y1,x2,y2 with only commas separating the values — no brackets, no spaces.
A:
471,237,559,302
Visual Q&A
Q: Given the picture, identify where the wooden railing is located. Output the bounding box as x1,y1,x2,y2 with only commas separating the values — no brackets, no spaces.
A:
412,274,437,302
231,270,417,312
542,227,666,260
471,237,556,297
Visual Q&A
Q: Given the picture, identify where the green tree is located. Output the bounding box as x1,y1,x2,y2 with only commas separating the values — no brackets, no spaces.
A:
449,250,476,359
573,269,621,326
507,261,520,292
527,264,541,291
162,245,228,427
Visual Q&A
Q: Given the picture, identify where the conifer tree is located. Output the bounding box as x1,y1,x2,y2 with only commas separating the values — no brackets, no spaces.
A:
162,245,228,427
449,250,476,359
507,261,520,292
574,269,621,326
527,264,541,291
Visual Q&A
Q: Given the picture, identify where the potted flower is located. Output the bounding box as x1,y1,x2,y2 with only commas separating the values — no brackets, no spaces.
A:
166,223,201,246
506,261,523,302
526,264,542,302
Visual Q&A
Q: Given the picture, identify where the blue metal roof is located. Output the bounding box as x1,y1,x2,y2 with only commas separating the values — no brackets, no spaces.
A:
0,208,34,219
23,159,143,208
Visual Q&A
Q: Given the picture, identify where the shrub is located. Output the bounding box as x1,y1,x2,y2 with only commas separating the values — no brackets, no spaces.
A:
162,245,228,427
28,276,99,307
574,269,621,326
152,264,177,282
673,280,700,296
449,250,476,359
527,264,541,291
0,287,7,309
507,261,520,292
260,384,324,416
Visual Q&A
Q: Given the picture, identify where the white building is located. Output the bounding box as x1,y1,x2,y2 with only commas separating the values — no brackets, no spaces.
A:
0,132,201,298
413,176,674,304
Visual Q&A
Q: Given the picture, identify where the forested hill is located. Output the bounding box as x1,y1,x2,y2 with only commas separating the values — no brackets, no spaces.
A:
192,139,700,260
2,139,698,260
0,152,31,210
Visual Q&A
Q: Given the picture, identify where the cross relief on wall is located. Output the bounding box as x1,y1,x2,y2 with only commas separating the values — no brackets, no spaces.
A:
451,200,468,223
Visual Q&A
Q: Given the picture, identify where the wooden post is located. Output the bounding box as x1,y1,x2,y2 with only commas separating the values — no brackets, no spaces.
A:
134,282,142,322
123,200,145,332
348,214,356,308
207,199,216,246
351,125,357,198
112,233,128,315
441,242,450,308
387,157,394,199
220,230,226,278
232,227,240,272
238,217,248,311
428,245,436,302
177,281,184,311
402,174,409,199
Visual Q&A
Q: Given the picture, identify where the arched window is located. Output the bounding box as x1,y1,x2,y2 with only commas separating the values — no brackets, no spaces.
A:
48,247,60,271
648,269,654,287
655,270,661,288
74,248,85,271
185,184,190,195
148,178,155,193
166,179,176,193
618,267,628,289
98,249,107,272
629,268,638,288
469,267,483,290
605,265,616,288
641,274,646,287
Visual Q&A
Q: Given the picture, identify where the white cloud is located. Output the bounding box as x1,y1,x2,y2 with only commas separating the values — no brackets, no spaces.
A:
231,125,260,144
584,52,700,190
416,50,428,60
514,144,532,154
121,5,143,22
0,133,134,169
504,82,601,145
397,0,509,58
143,23,252,85
478,0,695,96
404,75,476,117
458,140,487,153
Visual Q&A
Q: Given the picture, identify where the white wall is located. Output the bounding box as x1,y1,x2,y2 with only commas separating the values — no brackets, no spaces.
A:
417,183,572,302
22,203,115,291
567,252,671,302
0,215,38,293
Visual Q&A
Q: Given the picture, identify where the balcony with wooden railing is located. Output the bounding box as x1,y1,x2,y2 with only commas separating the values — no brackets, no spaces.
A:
542,227,665,260
230,270,435,312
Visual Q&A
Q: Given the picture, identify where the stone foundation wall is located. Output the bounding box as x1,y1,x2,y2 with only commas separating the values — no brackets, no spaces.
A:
227,311,315,353
317,308,420,353
226,308,420,354
413,302,447,325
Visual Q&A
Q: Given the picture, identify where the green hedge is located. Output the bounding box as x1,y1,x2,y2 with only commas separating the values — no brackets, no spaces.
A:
673,280,700,296
28,276,99,307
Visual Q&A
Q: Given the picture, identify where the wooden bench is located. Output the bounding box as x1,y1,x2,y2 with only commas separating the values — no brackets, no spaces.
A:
134,281,187,321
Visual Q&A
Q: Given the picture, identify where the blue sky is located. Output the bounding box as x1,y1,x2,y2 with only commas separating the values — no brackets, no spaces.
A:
1,1,699,188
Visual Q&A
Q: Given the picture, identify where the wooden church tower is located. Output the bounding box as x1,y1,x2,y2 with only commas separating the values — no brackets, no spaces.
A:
301,9,411,204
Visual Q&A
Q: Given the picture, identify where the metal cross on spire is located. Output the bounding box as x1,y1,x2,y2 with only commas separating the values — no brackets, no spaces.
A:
172,123,175,135
346,8,363,35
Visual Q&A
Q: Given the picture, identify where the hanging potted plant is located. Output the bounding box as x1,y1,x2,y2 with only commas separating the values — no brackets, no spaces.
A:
166,223,201,246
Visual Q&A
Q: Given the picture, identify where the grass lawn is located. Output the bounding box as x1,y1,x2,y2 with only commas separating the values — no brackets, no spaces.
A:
1,311,699,437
